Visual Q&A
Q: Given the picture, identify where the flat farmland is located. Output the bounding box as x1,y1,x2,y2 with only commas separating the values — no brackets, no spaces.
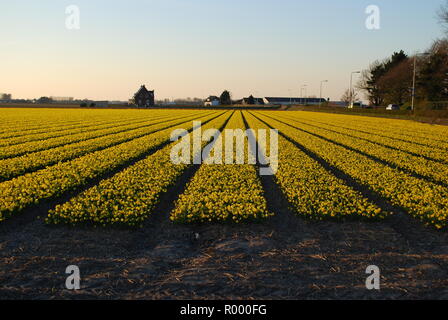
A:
1,107,448,299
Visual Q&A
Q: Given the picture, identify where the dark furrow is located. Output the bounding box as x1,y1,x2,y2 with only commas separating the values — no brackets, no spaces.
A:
0,112,227,232
240,112,302,230
258,112,448,189
138,111,235,232
274,113,448,165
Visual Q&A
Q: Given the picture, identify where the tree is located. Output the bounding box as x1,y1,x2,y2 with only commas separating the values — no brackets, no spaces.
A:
357,51,408,106
341,89,359,104
220,90,232,105
357,61,387,106
377,58,412,105
438,1,448,32
247,95,255,105
37,97,53,104
418,39,448,107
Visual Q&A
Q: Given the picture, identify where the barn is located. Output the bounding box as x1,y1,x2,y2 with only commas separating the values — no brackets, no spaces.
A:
132,85,155,107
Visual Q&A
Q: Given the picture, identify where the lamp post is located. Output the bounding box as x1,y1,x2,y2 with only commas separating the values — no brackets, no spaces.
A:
349,71,361,107
301,85,307,105
320,80,328,107
411,52,430,112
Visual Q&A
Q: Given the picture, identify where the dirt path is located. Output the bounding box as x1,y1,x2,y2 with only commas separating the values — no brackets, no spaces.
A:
1,197,448,299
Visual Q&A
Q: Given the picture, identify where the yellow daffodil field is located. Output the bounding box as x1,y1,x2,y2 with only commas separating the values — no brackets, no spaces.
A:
0,108,447,230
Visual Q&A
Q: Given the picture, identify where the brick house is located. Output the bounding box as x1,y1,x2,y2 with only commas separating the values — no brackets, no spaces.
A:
132,85,155,107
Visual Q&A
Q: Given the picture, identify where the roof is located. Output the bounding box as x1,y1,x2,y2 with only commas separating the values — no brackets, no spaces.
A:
242,97,265,104
134,85,154,98
264,97,326,103
205,96,220,102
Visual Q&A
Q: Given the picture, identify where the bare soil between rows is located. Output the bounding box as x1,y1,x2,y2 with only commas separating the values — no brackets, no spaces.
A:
1,203,447,300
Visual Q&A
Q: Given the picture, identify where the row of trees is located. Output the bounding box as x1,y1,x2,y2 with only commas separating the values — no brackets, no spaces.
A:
355,3,448,109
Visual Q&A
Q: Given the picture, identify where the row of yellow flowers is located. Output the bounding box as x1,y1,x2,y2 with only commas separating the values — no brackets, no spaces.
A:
255,111,448,229
0,111,201,156
170,111,272,223
46,112,232,226
245,112,385,221
271,112,448,185
298,110,448,138
0,114,161,148
282,111,448,149
0,112,212,182
280,111,448,161
0,108,147,138
0,112,220,223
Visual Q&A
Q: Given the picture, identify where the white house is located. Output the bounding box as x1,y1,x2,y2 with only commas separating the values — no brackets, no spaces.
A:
204,96,220,106
263,97,327,106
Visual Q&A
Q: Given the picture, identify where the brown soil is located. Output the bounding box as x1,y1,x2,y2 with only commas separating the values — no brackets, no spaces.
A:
1,110,447,300
1,200,447,300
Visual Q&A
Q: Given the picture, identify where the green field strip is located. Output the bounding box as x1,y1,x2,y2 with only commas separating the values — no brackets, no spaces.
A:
46,111,233,227
253,111,448,230
0,112,222,222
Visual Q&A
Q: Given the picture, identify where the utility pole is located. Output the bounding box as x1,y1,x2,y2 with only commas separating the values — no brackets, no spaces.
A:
320,80,328,107
412,52,430,112
301,85,307,105
350,71,361,107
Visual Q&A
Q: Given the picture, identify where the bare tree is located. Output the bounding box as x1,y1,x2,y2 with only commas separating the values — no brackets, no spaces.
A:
438,1,448,32
341,89,359,104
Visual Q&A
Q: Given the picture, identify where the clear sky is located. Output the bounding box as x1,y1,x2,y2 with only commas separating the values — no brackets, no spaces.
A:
0,0,445,101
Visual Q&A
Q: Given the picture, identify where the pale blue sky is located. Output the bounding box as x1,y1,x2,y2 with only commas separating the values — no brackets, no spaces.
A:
0,0,445,101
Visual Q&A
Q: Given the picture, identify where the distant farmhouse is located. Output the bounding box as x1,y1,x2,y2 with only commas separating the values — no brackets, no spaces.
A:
204,96,220,106
263,97,326,106
131,85,155,107
0,93,12,101
242,96,265,105
51,97,74,103
203,95,326,107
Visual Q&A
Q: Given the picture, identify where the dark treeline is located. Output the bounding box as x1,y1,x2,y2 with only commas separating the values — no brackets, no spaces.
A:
357,2,448,110
357,41,448,109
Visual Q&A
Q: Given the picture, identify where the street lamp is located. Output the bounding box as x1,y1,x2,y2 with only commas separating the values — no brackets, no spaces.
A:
301,85,307,105
320,80,328,107
349,71,361,107
411,52,430,111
